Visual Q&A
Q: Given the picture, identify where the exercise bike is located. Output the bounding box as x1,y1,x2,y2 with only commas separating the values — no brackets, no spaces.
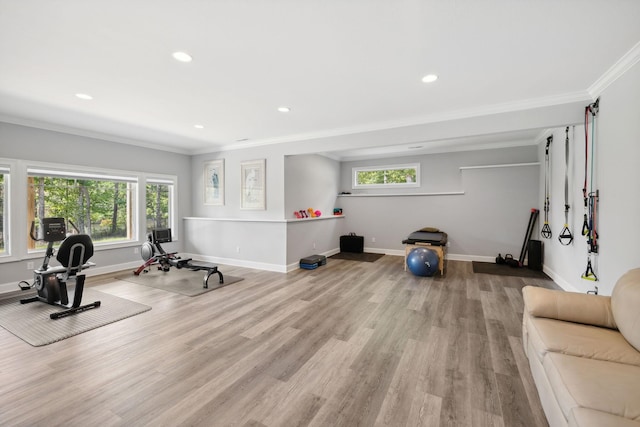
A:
19,218,101,319
134,228,224,289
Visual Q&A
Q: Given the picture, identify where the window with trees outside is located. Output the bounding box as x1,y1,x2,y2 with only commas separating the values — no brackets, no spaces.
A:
352,163,420,189
0,166,7,255
27,168,137,250
146,178,173,234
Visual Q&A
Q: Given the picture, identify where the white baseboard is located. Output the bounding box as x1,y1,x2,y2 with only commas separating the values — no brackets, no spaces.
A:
1,250,561,295
182,253,289,273
286,248,341,272
542,265,580,292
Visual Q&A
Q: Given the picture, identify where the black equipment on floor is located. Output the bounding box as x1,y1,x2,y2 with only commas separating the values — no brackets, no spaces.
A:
518,209,540,267
134,228,223,288
527,240,543,271
541,135,553,239
340,232,364,253
19,218,101,319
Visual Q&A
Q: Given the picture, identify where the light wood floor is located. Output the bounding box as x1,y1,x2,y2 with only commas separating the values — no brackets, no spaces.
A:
0,257,555,427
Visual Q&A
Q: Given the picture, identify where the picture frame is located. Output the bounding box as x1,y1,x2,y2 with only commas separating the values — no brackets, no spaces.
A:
204,159,224,205
240,159,266,210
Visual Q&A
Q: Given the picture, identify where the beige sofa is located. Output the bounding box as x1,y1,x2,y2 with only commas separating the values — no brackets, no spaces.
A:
522,268,640,427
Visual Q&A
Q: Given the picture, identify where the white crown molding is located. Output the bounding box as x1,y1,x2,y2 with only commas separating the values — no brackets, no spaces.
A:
203,91,591,155
0,114,192,155
588,40,640,98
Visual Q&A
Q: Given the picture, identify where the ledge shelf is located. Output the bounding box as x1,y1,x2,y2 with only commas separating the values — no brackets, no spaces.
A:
459,162,540,170
337,191,464,197
286,215,345,223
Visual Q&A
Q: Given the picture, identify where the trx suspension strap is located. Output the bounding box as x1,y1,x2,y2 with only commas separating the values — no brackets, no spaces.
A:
558,126,573,245
541,135,553,239
581,99,599,282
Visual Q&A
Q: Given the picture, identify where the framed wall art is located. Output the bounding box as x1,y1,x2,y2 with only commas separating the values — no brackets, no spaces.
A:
204,159,224,205
240,159,265,210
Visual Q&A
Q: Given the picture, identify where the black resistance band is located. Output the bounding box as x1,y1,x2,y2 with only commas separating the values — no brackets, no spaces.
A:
541,135,553,239
581,99,599,282
558,127,573,245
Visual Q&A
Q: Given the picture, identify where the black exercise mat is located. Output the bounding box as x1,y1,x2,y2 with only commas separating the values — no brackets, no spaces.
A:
115,268,244,296
472,261,550,279
329,252,385,262
0,289,151,347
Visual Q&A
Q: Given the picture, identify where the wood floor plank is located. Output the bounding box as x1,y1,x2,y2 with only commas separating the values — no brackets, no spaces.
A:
0,259,553,427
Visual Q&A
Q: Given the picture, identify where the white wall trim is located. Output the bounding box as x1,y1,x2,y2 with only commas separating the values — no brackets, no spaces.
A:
183,217,287,223
459,162,540,170
286,248,340,272
588,40,640,99
338,191,464,198
542,264,580,293
183,253,288,273
198,91,591,155
0,116,192,155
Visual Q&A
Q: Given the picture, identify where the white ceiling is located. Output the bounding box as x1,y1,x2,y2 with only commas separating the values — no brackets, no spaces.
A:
1,1,639,160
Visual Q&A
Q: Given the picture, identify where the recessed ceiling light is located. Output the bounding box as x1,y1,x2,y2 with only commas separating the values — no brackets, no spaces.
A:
194,124,204,129
409,146,424,149
172,51,193,62
277,106,291,113
236,138,249,142
75,93,93,100
421,74,438,83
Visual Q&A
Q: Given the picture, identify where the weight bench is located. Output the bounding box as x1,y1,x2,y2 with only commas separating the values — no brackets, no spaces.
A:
402,230,448,275
134,228,224,289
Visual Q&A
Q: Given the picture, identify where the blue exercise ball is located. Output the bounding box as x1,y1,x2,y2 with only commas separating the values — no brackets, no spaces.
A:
407,247,439,277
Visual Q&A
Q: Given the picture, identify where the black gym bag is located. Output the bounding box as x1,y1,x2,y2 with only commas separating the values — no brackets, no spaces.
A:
340,233,364,253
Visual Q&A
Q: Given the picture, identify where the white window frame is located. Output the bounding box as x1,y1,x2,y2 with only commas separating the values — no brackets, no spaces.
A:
352,163,420,189
26,162,140,252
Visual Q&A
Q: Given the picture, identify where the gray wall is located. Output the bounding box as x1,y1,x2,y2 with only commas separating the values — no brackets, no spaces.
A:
186,152,343,271
284,154,340,219
183,218,288,271
337,146,540,259
284,154,342,265
0,122,192,292
541,60,640,295
191,145,285,220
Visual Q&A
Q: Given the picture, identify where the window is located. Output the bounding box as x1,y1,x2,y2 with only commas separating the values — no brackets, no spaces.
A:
352,163,420,189
27,167,137,250
146,178,174,234
0,166,8,255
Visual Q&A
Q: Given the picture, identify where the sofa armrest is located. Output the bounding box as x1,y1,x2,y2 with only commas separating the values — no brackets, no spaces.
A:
522,286,617,329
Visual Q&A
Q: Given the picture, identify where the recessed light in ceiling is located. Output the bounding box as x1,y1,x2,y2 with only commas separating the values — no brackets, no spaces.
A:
277,106,291,113
75,93,93,100
409,146,424,149
421,74,438,83
236,138,249,142
194,124,204,129
172,51,193,62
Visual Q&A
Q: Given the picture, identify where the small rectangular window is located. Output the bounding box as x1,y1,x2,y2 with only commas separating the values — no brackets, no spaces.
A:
352,163,420,189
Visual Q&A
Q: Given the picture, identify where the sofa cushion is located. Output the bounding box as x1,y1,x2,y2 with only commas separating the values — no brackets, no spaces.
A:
611,268,640,352
523,286,616,329
544,352,640,422
569,408,640,427
527,316,640,366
